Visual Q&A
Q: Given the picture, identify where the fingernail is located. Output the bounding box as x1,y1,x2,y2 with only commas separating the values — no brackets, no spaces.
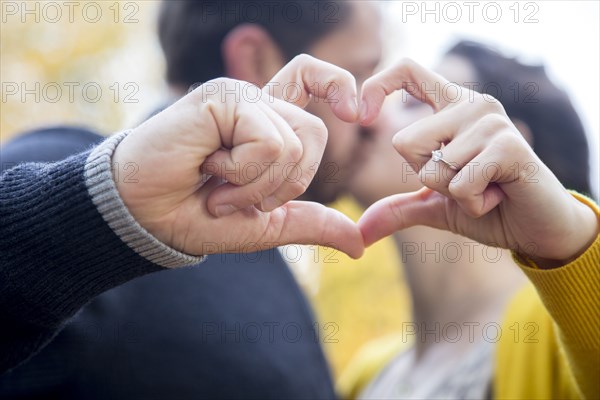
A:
347,96,358,119
359,101,368,122
262,196,280,211
214,204,238,217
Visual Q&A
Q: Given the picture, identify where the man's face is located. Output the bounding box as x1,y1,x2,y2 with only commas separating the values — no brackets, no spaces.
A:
302,2,383,204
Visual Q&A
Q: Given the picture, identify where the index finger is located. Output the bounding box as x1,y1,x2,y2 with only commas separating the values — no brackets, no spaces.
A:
359,58,463,125
263,54,359,122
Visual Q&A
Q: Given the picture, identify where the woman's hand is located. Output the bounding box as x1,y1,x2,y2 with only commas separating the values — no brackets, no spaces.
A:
358,58,598,266
112,55,364,259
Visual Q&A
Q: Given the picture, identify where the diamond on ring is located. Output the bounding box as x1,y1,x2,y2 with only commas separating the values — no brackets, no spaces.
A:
431,149,459,171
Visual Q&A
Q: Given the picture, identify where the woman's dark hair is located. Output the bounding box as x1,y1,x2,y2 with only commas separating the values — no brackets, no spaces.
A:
158,0,350,88
446,41,591,196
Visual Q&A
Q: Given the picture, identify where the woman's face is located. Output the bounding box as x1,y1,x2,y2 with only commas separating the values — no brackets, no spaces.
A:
349,55,478,206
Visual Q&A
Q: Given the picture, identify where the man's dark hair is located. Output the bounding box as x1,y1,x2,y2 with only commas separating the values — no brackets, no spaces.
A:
446,41,592,196
158,0,349,88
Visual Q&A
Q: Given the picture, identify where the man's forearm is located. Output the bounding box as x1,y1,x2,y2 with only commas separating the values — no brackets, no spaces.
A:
0,137,202,371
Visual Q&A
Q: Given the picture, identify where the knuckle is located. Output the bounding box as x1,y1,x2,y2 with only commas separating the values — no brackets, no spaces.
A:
397,57,416,71
482,92,500,105
206,77,237,89
339,69,356,85
297,172,312,192
263,136,285,159
302,115,328,148
309,115,328,138
418,165,440,188
476,93,505,114
471,94,488,109
255,177,284,205
289,179,309,199
490,131,527,158
205,77,227,86
361,76,376,92
388,197,407,226
448,180,470,201
479,112,507,126
448,184,485,218
286,141,304,162
245,188,266,206
464,203,485,218
292,53,313,66
392,130,411,152
473,113,508,137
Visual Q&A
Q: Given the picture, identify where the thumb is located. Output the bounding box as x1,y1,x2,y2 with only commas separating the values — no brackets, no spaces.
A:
276,201,365,259
358,188,450,246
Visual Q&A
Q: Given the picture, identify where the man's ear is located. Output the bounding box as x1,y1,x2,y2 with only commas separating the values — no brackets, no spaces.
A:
222,24,286,86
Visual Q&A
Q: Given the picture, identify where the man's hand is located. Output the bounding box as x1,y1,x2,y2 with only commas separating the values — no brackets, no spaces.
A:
358,58,598,266
112,55,364,259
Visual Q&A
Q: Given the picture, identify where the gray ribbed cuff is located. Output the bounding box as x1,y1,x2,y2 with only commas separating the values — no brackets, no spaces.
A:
84,130,205,268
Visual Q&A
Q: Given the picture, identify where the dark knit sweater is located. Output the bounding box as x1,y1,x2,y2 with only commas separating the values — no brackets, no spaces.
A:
0,132,336,399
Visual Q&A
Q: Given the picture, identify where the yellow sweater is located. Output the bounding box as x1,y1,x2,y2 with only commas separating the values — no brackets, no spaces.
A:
338,193,600,399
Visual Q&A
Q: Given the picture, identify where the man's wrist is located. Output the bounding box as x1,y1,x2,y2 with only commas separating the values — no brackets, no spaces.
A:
84,131,205,268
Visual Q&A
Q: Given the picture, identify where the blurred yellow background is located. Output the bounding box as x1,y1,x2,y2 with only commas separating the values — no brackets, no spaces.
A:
1,0,410,378
310,197,410,377
1,1,165,141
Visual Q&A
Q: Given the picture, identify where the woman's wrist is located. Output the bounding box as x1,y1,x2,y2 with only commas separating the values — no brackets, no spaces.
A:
526,193,599,269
